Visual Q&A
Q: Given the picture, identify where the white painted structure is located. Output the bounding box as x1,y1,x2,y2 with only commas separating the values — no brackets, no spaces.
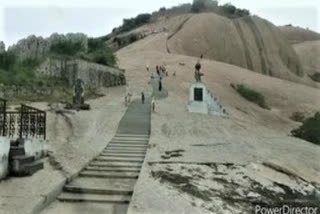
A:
24,139,49,161
188,82,226,116
0,137,10,179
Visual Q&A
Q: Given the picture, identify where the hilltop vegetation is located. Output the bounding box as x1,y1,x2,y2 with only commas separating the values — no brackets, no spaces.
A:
111,0,250,37
191,0,250,18
0,37,117,87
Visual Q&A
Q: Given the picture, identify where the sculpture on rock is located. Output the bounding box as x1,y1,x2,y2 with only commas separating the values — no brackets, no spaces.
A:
65,78,90,110
194,61,204,82
73,78,85,106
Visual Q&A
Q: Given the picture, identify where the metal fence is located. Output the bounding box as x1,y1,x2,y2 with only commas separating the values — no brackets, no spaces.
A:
0,99,46,140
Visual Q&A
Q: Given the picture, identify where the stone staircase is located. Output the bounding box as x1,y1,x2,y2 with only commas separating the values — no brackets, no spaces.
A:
41,99,152,213
9,140,44,176
57,134,149,207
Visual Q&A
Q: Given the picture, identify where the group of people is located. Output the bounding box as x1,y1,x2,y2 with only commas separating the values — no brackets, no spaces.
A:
156,65,168,77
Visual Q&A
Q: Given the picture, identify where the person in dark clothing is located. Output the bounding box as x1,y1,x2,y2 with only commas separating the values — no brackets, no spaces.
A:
159,80,162,91
195,62,201,71
141,92,145,104
156,65,160,76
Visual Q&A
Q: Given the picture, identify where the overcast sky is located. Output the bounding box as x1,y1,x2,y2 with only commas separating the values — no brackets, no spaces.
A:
0,0,319,47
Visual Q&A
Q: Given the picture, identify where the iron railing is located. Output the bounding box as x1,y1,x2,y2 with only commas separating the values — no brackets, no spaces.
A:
0,99,46,140
0,98,7,136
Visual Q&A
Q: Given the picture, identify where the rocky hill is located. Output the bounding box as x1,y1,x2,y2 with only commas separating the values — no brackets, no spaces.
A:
116,28,320,213
7,33,88,62
293,40,320,79
279,25,320,44
167,14,303,81
108,9,319,87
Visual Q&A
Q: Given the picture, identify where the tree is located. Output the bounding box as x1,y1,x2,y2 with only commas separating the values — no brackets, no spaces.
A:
191,0,218,13
191,0,206,13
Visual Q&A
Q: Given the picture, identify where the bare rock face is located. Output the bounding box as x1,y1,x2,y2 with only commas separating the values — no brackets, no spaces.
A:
0,41,5,53
8,35,50,61
8,33,88,62
279,25,320,44
167,14,304,79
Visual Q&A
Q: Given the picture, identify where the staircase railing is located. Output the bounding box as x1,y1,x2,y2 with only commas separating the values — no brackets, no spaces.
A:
0,98,7,137
0,99,46,140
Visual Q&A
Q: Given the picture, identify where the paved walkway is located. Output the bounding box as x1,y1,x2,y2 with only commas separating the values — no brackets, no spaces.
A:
41,100,151,214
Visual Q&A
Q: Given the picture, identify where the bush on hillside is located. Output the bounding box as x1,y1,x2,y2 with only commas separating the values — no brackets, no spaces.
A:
50,41,84,56
87,39,117,66
309,72,320,82
119,13,151,33
291,112,320,145
232,84,269,109
0,58,42,86
0,51,16,71
191,0,218,13
220,3,250,18
190,0,249,18
290,112,306,123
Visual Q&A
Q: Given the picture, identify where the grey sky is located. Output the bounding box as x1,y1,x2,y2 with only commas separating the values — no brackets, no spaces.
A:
0,0,319,46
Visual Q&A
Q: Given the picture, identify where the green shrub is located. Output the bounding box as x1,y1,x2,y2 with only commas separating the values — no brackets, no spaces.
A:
232,84,269,109
50,41,84,56
309,72,320,82
0,51,16,70
119,13,151,33
290,112,306,123
0,58,43,86
292,112,320,145
221,3,236,14
220,3,250,18
191,0,218,13
190,0,249,18
87,39,117,66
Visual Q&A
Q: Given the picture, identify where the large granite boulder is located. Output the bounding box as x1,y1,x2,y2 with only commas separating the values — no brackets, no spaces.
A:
8,35,50,61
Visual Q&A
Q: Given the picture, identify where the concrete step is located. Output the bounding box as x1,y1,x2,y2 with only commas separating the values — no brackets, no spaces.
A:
89,161,142,168
80,171,139,179
11,161,44,176
109,141,148,146
9,155,35,163
102,151,146,155
85,166,141,173
9,146,25,156
57,192,131,203
64,185,133,195
112,138,149,142
24,161,44,176
104,148,147,152
107,145,148,149
95,157,144,163
99,153,145,159
115,134,150,138
111,138,149,142
69,177,137,190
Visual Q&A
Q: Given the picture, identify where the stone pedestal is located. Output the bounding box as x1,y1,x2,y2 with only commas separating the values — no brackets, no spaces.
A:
187,82,226,116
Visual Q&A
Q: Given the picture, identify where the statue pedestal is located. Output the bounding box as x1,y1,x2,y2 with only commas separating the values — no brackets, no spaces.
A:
187,81,226,116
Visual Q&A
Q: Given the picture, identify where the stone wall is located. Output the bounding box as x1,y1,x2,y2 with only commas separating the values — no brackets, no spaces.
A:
36,58,126,88
0,85,54,98
0,137,10,179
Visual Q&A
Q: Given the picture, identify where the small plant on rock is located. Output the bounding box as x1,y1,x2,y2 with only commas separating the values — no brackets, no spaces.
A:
231,83,269,110
291,112,320,145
